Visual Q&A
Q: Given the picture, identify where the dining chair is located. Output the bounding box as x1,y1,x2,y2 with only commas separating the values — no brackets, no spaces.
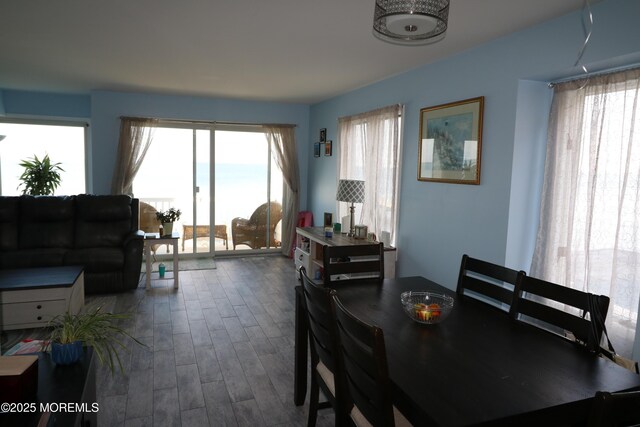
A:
300,267,350,427
456,254,522,312
323,243,384,287
332,294,412,427
587,390,640,427
510,272,610,352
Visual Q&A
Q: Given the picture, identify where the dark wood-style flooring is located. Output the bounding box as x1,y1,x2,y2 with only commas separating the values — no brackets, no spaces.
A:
93,255,330,427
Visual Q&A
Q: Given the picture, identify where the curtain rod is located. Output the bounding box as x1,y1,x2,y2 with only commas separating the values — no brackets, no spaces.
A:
548,63,640,88
119,116,296,128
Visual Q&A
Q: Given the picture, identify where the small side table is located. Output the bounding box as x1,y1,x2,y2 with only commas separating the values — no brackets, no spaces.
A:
144,232,179,290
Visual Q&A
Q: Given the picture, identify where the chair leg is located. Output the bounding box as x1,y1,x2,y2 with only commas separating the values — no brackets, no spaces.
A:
307,373,319,427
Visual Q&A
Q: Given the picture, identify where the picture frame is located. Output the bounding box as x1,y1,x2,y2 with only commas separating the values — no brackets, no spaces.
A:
418,96,484,185
324,140,332,157
319,128,327,142
314,142,321,158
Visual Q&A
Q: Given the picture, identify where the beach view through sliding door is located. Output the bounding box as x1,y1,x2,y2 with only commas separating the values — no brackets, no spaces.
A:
215,126,283,252
133,125,216,258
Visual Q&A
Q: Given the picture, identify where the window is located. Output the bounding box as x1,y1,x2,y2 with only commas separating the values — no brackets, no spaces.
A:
0,119,87,195
337,104,403,246
531,68,640,358
130,122,284,255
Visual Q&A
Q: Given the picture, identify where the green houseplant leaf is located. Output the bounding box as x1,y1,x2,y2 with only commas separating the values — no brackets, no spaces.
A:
17,154,64,195
155,207,182,223
48,306,144,374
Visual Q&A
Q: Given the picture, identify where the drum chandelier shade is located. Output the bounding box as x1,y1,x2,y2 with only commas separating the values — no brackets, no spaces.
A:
373,0,450,46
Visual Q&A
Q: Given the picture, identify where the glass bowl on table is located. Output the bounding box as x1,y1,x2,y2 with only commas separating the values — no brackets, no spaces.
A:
400,291,454,324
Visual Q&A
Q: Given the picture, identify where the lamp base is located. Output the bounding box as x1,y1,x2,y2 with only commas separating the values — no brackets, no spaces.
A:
347,204,356,237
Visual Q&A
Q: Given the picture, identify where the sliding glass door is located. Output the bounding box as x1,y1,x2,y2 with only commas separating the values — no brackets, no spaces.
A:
215,127,283,251
133,126,213,256
133,122,283,258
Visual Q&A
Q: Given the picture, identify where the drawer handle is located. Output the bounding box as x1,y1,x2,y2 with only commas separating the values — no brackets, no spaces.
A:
37,316,42,321
37,305,42,309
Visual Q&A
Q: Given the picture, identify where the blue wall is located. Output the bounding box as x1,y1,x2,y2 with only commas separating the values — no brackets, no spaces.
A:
308,0,640,290
1,90,90,118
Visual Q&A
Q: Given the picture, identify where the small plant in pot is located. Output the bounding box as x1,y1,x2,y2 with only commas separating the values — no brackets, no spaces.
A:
156,207,181,236
48,306,142,373
17,153,64,195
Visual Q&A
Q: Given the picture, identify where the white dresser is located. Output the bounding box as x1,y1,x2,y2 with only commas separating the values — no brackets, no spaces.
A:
0,266,85,330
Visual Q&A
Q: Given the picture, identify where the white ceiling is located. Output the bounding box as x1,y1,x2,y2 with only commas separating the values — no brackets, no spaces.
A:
0,0,587,104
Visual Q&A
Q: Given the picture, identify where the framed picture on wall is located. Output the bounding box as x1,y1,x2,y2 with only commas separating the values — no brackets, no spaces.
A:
314,142,321,157
319,128,327,142
418,96,484,185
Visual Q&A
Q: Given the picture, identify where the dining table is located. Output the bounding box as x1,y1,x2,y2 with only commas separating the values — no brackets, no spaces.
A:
293,276,640,426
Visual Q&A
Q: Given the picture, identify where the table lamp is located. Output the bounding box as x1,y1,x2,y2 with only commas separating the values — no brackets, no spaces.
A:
336,179,365,237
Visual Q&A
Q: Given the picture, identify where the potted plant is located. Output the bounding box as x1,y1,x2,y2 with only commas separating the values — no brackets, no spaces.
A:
156,207,181,236
17,154,64,195
48,306,142,373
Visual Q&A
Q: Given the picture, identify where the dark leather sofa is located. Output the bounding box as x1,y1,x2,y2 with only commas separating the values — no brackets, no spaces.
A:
0,194,143,294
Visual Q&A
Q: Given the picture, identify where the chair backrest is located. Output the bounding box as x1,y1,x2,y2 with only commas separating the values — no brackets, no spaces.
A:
456,254,521,312
323,243,384,287
511,272,610,352
139,201,160,233
300,267,342,379
588,390,640,427
249,201,283,227
333,294,395,426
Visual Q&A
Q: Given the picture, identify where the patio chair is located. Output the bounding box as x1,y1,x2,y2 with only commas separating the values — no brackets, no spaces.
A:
139,201,163,260
231,201,283,249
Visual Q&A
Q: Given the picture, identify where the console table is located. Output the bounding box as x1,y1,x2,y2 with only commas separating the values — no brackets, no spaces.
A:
294,226,396,281
0,266,85,331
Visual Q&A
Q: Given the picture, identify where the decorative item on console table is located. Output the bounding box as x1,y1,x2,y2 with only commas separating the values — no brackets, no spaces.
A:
155,207,181,236
48,306,143,373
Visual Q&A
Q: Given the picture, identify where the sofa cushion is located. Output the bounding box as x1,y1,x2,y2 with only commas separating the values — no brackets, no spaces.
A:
1,248,67,269
19,196,75,249
64,248,124,273
75,195,133,248
0,197,19,251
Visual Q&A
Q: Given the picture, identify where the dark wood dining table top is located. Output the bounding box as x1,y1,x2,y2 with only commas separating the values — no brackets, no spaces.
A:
295,276,640,426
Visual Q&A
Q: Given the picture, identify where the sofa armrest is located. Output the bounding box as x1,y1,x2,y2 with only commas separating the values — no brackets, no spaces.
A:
125,230,145,247
122,231,144,290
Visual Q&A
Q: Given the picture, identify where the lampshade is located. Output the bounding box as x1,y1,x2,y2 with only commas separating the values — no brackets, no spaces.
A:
373,0,449,46
336,179,365,204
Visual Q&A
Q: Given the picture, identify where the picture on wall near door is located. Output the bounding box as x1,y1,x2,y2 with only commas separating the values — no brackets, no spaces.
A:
314,143,321,157
324,141,332,157
418,96,484,185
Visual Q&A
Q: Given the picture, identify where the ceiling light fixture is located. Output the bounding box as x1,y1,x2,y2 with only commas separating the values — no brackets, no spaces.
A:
373,0,450,46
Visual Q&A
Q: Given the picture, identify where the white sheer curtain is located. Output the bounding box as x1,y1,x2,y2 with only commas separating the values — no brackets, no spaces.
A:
265,125,299,257
531,68,640,357
337,104,403,245
111,117,158,195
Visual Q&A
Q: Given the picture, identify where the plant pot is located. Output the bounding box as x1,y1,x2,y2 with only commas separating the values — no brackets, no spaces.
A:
162,222,173,236
51,340,83,365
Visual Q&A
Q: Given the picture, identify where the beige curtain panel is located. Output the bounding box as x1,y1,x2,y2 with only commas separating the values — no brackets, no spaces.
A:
266,125,300,257
111,117,158,196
